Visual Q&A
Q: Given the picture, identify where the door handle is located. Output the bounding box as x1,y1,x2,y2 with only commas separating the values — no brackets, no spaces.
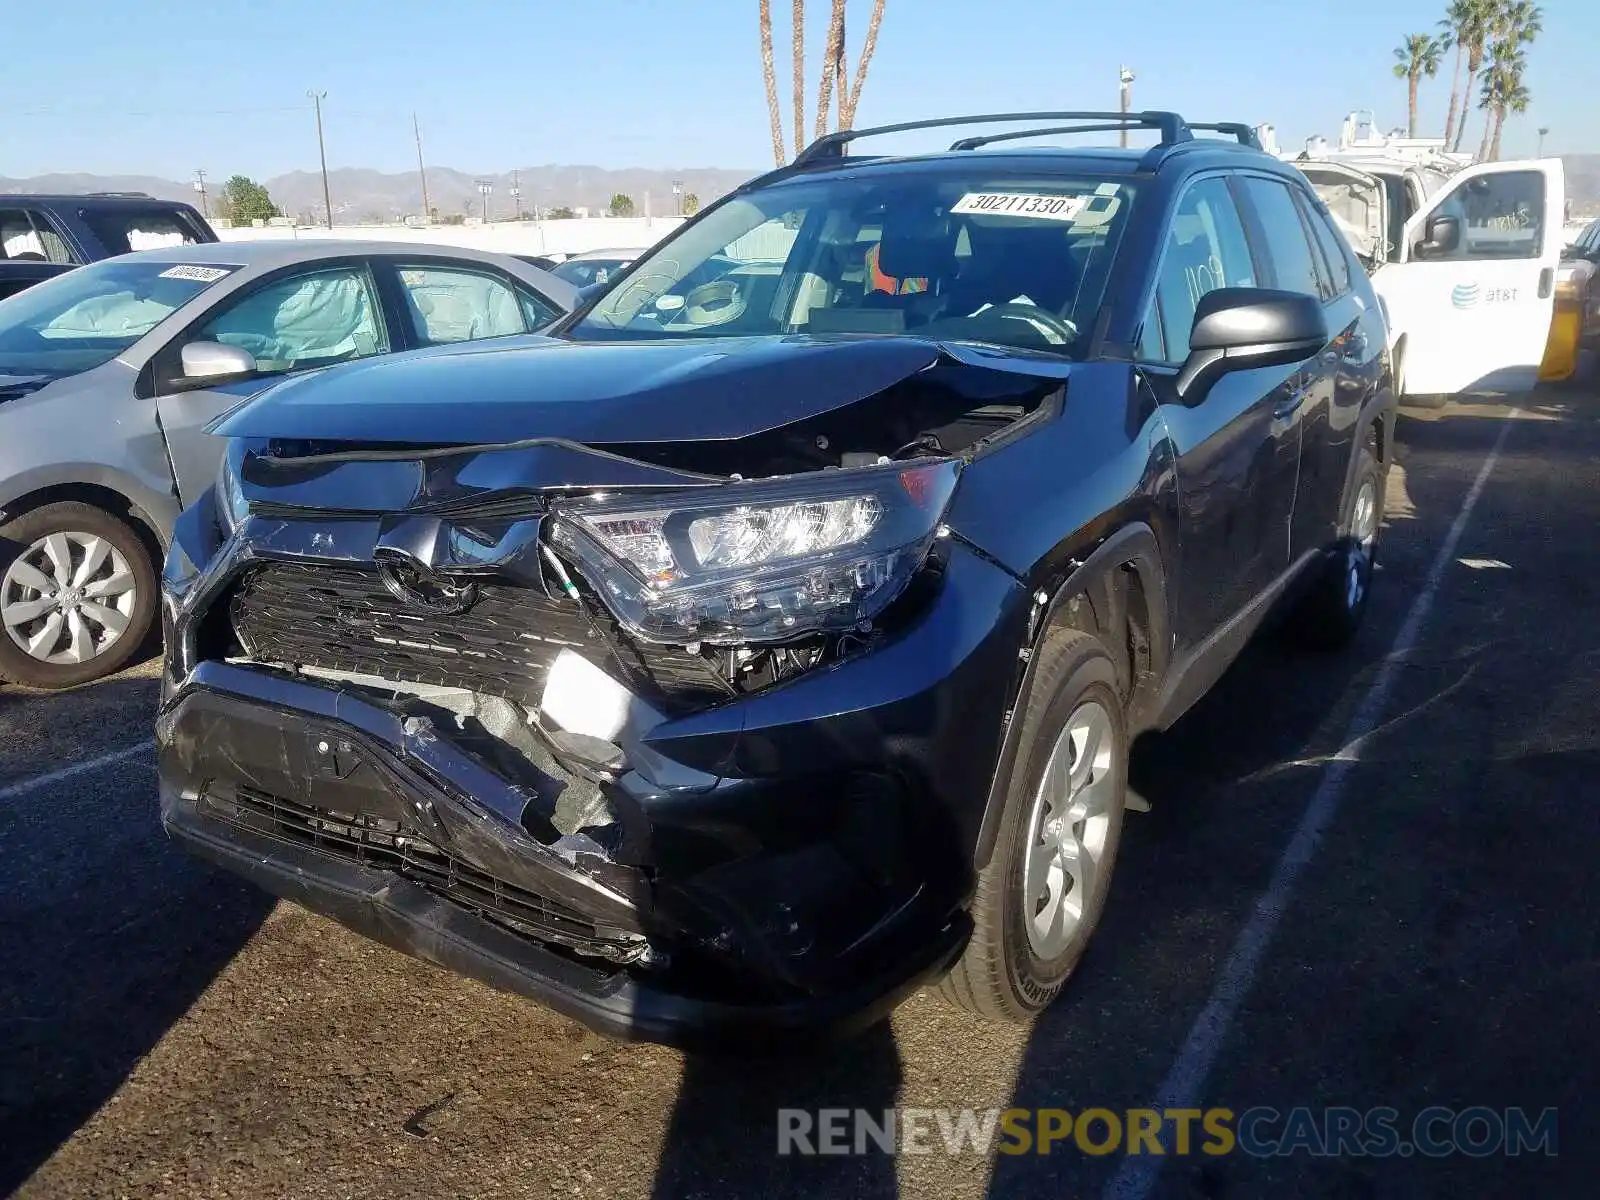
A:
1538,267,1554,299
1274,388,1308,419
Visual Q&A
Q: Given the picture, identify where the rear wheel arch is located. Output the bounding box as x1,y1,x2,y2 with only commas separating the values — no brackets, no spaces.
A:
972,522,1171,871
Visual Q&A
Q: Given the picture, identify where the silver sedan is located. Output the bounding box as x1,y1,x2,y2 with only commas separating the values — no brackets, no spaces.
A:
0,240,577,688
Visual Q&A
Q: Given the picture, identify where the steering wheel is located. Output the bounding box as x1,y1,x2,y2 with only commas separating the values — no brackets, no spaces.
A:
978,302,1079,346
670,278,747,329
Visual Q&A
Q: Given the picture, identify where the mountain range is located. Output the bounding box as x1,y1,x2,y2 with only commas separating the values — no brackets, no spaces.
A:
4,155,1598,222
0,165,764,222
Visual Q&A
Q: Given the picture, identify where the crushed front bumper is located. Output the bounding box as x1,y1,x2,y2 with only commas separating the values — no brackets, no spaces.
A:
158,497,1028,1046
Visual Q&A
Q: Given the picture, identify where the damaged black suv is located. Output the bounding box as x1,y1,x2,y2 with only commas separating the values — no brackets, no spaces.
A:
158,111,1394,1046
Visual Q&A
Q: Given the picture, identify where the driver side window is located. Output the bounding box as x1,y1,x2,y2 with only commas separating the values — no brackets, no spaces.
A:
194,266,389,373
1141,178,1257,363
1420,171,1546,261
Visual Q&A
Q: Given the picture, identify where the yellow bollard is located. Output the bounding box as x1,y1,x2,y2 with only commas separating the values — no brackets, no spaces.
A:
1539,279,1582,383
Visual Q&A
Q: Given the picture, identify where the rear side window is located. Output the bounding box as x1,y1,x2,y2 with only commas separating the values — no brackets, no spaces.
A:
395,265,527,345
1239,178,1324,299
77,207,210,256
1142,177,1257,362
0,208,77,264
1295,192,1352,298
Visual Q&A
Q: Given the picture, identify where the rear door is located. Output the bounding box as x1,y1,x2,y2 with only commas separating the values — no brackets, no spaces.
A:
1234,174,1348,566
1378,159,1565,395
1140,175,1299,647
151,261,393,505
0,207,82,296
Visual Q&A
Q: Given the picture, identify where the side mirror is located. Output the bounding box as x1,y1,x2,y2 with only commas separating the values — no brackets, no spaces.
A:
1176,288,1329,401
179,340,258,384
1414,213,1463,260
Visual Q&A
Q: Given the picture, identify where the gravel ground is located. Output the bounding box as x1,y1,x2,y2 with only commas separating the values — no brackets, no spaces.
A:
2,386,1596,1199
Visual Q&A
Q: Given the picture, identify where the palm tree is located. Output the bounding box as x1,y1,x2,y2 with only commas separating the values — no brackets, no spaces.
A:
1490,77,1530,161
759,0,888,163
839,0,887,129
1450,0,1498,152
1475,1,1542,161
1438,0,1475,146
791,0,806,159
1393,33,1444,138
815,0,846,140
759,0,785,166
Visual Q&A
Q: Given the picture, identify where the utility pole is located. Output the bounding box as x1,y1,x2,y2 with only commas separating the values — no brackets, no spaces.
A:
413,112,431,224
192,169,209,219
1118,67,1136,148
475,179,493,223
510,169,522,220
672,179,684,216
308,90,333,229
1537,126,1549,157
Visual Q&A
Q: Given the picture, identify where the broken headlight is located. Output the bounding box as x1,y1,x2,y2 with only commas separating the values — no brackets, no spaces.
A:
550,460,960,644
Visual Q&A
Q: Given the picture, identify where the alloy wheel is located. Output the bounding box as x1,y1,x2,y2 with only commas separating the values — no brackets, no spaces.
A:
1022,698,1120,959
1,532,138,665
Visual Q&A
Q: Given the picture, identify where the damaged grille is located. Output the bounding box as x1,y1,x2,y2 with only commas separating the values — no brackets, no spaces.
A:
228,562,728,712
203,784,648,963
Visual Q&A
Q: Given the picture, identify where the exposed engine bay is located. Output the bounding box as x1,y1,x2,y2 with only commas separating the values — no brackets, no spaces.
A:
215,348,1061,721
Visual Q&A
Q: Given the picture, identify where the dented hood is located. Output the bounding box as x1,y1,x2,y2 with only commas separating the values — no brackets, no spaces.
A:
212,334,963,446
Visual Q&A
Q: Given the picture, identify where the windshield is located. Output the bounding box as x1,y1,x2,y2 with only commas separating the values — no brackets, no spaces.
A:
572,169,1137,357
553,257,636,288
0,258,235,378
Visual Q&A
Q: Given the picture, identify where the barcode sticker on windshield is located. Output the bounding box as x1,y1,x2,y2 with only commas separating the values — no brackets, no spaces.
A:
952,193,1088,221
158,265,233,283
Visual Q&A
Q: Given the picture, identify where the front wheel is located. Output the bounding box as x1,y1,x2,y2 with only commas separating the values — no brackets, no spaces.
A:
939,628,1128,1021
0,502,158,689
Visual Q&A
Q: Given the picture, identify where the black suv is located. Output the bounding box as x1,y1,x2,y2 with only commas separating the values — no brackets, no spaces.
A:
0,193,216,300
158,111,1393,1045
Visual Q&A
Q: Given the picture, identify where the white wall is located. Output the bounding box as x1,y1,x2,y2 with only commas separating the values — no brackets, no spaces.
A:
216,216,688,257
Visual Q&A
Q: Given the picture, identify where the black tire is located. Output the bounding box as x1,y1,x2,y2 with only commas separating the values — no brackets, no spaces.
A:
0,502,158,689
939,628,1128,1021
1288,441,1385,650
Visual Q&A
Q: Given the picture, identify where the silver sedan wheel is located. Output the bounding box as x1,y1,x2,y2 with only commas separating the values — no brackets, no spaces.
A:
1022,698,1120,960
1,532,137,665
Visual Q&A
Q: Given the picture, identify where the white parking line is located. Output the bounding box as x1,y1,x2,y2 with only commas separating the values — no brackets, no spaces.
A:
1104,412,1518,1199
0,740,154,803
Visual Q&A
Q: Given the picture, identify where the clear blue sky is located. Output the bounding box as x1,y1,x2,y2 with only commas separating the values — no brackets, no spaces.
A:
7,0,1595,180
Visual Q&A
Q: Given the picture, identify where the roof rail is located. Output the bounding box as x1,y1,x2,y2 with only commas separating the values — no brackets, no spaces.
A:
792,110,1192,168
1185,122,1264,150
86,191,153,198
949,122,1150,151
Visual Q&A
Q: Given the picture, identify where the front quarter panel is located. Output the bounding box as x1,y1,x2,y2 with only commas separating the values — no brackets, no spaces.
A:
945,363,1179,597
0,364,179,535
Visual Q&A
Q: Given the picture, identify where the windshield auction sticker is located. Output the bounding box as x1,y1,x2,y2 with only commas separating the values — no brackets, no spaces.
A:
157,264,236,283
952,192,1089,221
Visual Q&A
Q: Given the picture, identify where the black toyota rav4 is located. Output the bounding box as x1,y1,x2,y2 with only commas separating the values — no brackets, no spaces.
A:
159,112,1394,1046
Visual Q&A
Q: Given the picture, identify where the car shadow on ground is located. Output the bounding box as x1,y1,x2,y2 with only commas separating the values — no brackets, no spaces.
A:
638,560,1411,1199
0,673,275,1195
640,396,1536,1198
